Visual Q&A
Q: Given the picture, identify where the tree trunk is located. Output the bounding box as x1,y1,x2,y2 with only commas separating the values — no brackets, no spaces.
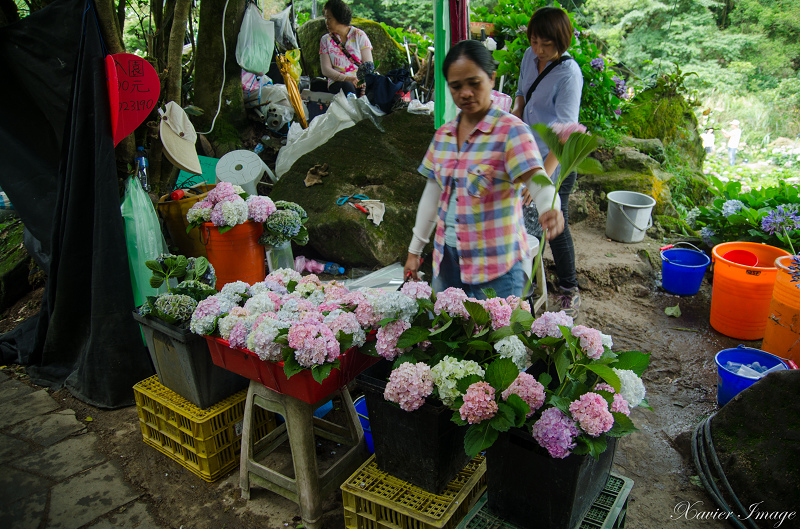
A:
194,0,247,154
165,0,192,103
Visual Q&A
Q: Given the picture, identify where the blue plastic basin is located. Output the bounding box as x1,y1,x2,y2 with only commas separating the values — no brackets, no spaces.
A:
715,346,787,406
353,395,373,454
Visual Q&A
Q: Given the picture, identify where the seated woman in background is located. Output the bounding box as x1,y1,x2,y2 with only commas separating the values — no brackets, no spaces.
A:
319,0,373,96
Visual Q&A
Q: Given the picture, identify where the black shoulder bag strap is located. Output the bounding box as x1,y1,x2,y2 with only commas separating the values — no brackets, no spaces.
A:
525,56,571,104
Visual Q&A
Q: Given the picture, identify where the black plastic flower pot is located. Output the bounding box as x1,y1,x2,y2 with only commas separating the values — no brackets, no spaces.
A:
133,311,248,409
485,427,617,529
356,360,471,494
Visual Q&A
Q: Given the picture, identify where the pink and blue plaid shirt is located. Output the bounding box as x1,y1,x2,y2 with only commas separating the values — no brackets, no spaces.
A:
418,107,546,284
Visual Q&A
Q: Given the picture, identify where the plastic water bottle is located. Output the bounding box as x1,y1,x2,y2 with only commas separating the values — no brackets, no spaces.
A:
135,146,150,191
253,143,264,155
323,262,345,275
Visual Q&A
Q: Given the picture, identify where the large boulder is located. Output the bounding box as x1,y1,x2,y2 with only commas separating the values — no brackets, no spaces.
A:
710,369,800,519
297,17,408,79
269,111,435,267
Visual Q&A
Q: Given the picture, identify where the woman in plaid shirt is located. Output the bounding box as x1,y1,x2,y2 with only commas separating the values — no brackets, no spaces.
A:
403,40,564,299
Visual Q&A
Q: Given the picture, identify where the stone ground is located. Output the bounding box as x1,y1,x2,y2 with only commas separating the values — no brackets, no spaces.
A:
0,203,774,529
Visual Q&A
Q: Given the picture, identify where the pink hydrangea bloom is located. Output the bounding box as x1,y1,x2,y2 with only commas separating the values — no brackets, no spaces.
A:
384,362,434,411
400,281,433,300
229,306,249,317
550,122,588,144
246,195,276,222
228,321,249,349
571,325,604,359
433,287,470,318
193,297,222,319
207,181,238,203
568,392,614,437
287,317,340,367
594,383,630,416
506,295,531,313
501,373,545,416
376,320,411,360
531,311,573,339
531,407,579,459
323,282,350,301
481,297,513,330
595,382,615,393
298,274,322,287
459,382,498,424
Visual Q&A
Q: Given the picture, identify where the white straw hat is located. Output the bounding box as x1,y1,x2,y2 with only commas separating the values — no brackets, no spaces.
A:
731,119,740,126
159,101,202,174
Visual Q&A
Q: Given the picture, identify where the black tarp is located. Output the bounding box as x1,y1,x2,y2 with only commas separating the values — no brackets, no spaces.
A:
0,0,154,408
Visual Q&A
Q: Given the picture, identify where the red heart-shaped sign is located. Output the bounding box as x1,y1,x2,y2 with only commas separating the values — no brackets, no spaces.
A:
105,53,160,146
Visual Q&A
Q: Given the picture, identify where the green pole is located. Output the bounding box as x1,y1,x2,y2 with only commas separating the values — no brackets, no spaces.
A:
433,0,453,128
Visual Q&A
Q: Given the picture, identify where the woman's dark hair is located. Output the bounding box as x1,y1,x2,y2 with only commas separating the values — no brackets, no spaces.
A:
442,40,497,80
324,0,352,26
527,7,573,54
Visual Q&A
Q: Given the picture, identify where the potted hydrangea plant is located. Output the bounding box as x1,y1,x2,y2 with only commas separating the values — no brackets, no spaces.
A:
186,182,308,287
189,269,385,405
133,253,249,409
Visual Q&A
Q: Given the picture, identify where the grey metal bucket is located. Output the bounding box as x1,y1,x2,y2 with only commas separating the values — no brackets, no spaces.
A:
606,191,656,243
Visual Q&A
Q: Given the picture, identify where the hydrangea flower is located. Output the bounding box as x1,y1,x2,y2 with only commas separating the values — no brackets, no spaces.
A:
384,362,434,412
274,200,307,220
265,268,302,286
247,315,289,361
481,297,513,330
550,122,588,144
590,57,605,71
531,311,573,339
568,392,614,437
246,195,276,222
494,335,530,371
459,382,498,424
153,294,197,322
501,373,545,416
374,292,417,322
249,280,288,297
613,368,646,407
721,199,745,218
430,357,484,406
505,296,531,313
685,208,700,228
287,317,340,367
218,312,248,340
571,325,604,359
531,407,579,459
400,281,432,300
210,195,248,227
262,210,302,246
700,226,715,246
244,294,276,315
612,75,627,99
324,309,366,348
375,320,411,360
207,181,239,203
220,281,251,303
187,200,213,224
433,287,470,319
228,314,259,349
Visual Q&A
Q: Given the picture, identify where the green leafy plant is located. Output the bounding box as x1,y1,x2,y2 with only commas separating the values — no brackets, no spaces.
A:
139,254,217,326
379,23,432,63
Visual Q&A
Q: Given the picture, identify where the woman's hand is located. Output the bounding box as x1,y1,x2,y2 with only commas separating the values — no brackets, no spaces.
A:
404,253,422,281
539,209,565,240
521,187,533,206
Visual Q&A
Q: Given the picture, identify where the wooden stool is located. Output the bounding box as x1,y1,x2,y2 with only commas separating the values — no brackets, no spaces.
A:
239,380,368,529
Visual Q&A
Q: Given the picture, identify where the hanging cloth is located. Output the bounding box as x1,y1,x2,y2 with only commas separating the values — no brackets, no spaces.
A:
449,0,469,46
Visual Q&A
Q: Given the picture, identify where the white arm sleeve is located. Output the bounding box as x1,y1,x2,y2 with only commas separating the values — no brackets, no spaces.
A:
408,179,440,255
525,176,562,214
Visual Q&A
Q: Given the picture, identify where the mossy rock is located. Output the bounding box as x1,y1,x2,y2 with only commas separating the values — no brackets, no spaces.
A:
297,17,407,79
710,369,800,518
578,169,673,216
0,218,33,310
619,89,704,170
270,111,435,267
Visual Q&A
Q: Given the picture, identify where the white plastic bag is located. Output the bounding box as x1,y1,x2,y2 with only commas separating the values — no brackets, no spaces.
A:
236,4,275,75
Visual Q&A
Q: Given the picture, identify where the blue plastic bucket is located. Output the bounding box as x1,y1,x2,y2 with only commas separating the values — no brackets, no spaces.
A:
353,395,374,454
715,346,788,406
661,245,711,295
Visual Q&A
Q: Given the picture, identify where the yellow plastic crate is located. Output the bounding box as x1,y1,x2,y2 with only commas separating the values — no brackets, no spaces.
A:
134,375,275,482
341,455,486,529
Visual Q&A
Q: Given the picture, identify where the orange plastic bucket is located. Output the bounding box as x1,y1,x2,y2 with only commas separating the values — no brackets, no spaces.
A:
157,184,216,258
201,221,266,289
710,242,791,340
761,255,800,365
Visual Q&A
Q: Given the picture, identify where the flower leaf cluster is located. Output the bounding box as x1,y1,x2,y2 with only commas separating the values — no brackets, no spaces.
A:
374,284,650,461
139,254,218,326
689,175,800,252
188,270,390,384
259,200,309,247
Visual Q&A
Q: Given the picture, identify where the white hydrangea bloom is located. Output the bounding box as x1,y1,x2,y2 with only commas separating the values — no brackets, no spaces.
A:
246,316,289,361
600,332,613,350
220,282,250,303
220,199,248,226
231,184,246,195
190,314,217,335
613,368,646,407
187,205,211,224
218,313,243,340
494,335,530,371
373,291,418,322
430,357,485,406
244,294,276,314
